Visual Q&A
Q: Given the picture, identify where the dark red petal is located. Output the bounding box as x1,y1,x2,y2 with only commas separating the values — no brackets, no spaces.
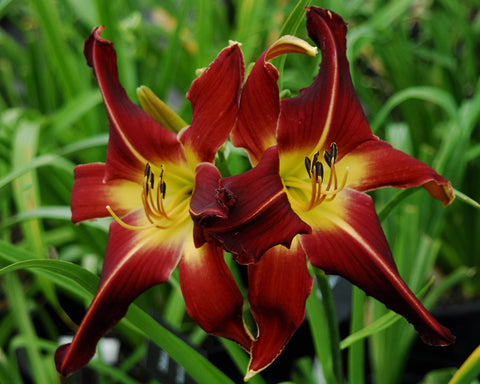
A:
84,27,186,183
71,163,141,223
189,163,228,248
55,211,186,376
190,147,311,264
179,241,252,350
300,188,455,346
230,49,279,166
179,43,244,165
246,240,313,378
277,8,373,159
341,138,454,206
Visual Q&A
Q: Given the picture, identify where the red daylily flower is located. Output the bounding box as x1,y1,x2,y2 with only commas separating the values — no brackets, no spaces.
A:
54,26,252,376
191,7,455,378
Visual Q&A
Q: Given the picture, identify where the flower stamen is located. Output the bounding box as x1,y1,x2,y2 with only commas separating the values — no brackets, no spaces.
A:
106,163,175,230
106,205,171,230
143,163,170,223
304,143,348,210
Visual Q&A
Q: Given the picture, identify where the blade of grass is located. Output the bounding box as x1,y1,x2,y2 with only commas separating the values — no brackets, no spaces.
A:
0,356,23,384
348,287,365,384
56,133,108,156
377,187,419,223
307,268,343,384
0,154,74,190
306,279,335,384
370,86,457,133
448,344,480,384
342,310,401,350
28,0,83,100
3,273,57,384
275,0,311,91
278,0,311,37
0,206,71,230
12,117,45,255
48,89,103,138
452,188,480,210
342,267,471,350
0,254,235,384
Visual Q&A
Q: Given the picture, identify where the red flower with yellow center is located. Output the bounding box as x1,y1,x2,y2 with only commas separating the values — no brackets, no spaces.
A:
54,26,256,377
191,7,455,378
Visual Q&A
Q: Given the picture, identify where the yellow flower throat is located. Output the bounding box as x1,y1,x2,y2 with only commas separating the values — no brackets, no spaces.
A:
107,163,191,230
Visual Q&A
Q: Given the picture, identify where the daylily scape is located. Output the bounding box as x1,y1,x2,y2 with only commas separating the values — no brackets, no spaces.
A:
56,6,455,381
192,6,455,378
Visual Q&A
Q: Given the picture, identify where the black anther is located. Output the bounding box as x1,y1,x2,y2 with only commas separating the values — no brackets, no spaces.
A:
304,156,312,177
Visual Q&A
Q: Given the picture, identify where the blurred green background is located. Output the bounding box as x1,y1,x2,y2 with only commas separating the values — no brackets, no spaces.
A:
1,0,479,383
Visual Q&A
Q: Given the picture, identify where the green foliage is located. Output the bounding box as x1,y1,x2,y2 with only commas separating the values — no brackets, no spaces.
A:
1,0,479,383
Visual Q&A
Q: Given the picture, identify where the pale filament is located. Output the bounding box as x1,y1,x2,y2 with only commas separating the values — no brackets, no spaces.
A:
107,205,171,231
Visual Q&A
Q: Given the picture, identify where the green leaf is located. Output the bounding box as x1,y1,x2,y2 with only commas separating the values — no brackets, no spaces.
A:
377,187,419,223
452,188,480,210
0,206,72,230
0,248,235,384
0,154,74,191
279,0,311,37
340,309,402,350
276,0,312,89
57,134,109,156
370,86,458,133
3,274,57,384
341,279,435,350
449,345,480,384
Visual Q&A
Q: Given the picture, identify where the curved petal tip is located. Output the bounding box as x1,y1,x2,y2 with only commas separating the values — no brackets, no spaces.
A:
244,369,258,381
419,323,455,346
54,343,91,377
424,179,455,207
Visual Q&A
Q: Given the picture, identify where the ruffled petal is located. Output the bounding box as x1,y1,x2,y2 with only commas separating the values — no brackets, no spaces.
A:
84,26,186,183
245,239,313,379
55,211,189,376
232,36,317,166
277,8,373,171
340,138,454,206
179,239,252,350
179,43,244,166
189,163,228,249
190,147,310,264
299,188,455,346
71,163,141,223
